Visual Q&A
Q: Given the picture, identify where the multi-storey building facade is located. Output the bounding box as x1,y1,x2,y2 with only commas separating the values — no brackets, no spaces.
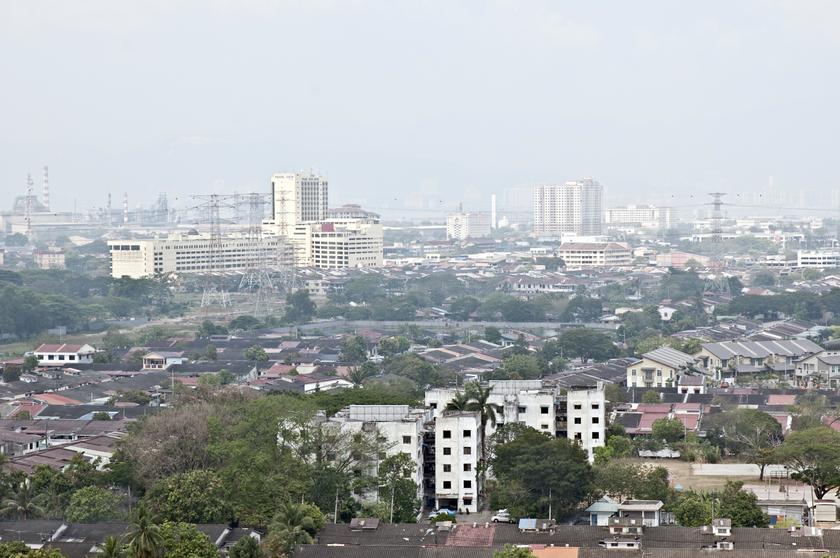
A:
558,242,632,268
563,385,606,462
446,212,491,241
797,249,840,268
533,179,604,237
434,411,479,513
328,405,431,503
33,249,66,270
605,205,674,230
107,233,284,279
267,172,329,236
426,380,606,463
289,219,383,269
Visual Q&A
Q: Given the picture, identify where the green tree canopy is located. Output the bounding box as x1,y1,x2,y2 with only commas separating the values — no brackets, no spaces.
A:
774,426,840,499
651,417,684,444
556,329,618,363
65,486,121,523
285,290,316,323
146,469,232,524
376,453,420,523
704,409,782,480
159,522,218,558
491,427,593,520
341,335,368,363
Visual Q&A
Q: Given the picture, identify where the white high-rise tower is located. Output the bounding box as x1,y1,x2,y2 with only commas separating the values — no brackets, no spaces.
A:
269,172,329,236
532,178,604,237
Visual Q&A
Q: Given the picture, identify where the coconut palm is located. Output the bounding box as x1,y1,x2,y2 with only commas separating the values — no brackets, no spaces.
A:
464,382,502,493
99,535,125,558
1,481,45,520
124,503,163,558
348,365,376,387
444,390,471,411
265,502,316,556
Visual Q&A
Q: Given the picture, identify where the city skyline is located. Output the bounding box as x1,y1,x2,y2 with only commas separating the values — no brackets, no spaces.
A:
4,1,840,213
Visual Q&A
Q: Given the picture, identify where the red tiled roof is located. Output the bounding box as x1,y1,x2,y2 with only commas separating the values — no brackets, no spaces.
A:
673,414,700,431
767,394,796,406
34,344,90,354
637,412,669,432
636,403,673,413
32,394,82,406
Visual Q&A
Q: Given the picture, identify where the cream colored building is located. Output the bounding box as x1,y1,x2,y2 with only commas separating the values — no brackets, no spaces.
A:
446,212,491,240
33,248,66,270
288,219,383,269
107,233,285,279
264,172,329,236
558,242,632,268
627,347,696,388
605,205,674,230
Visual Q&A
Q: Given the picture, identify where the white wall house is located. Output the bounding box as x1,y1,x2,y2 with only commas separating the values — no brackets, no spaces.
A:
32,344,96,367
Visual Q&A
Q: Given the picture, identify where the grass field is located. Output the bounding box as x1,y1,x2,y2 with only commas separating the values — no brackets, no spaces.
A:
627,458,758,491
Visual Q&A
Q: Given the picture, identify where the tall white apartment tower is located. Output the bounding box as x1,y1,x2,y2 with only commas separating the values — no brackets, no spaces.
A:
270,172,329,236
533,178,604,237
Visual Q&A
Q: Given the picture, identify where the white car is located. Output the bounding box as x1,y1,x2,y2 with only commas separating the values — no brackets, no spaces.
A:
491,509,513,523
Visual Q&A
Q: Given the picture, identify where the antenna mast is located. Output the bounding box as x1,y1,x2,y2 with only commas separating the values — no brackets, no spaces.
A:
42,166,50,212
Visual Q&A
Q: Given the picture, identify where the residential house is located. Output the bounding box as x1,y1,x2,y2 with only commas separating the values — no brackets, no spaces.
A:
141,351,186,370
697,339,823,381
795,350,840,388
586,495,619,526
32,344,97,367
616,499,664,527
626,347,696,388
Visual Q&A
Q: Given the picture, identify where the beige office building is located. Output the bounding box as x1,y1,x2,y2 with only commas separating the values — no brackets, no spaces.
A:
107,233,285,279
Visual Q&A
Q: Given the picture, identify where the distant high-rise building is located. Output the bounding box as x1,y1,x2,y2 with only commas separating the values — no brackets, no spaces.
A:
269,172,329,236
446,212,491,241
532,178,604,237
605,205,674,230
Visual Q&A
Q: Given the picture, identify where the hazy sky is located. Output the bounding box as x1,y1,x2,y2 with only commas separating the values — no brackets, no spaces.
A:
2,1,840,215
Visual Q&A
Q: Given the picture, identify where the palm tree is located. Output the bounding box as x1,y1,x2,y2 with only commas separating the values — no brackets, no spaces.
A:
464,382,502,494
125,503,163,558
99,535,125,558
444,390,471,411
348,365,376,387
1,481,44,520
266,502,316,555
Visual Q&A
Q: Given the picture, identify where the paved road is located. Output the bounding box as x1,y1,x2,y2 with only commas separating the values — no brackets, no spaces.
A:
292,319,619,334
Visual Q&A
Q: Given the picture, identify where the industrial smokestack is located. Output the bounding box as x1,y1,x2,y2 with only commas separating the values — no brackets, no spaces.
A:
107,193,112,227
123,192,128,225
42,166,50,212
491,193,497,229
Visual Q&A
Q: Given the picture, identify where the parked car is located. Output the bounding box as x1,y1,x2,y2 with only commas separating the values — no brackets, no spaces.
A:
428,508,457,519
491,509,513,523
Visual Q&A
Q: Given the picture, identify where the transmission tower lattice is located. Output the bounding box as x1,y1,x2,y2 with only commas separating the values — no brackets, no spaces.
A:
237,192,276,315
24,174,34,238
193,194,233,308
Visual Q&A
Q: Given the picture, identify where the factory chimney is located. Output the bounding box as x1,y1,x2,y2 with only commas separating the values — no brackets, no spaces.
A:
123,192,128,226
491,193,497,229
